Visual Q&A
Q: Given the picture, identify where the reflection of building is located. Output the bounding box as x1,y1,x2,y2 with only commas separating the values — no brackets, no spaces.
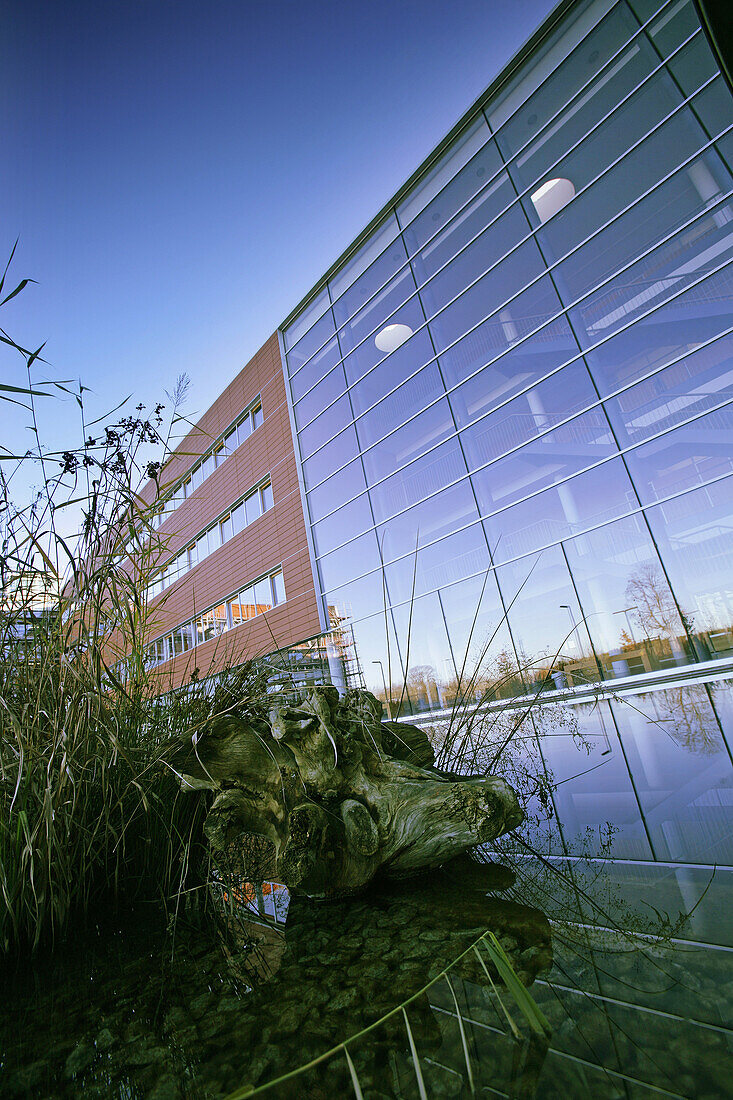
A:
121,0,733,870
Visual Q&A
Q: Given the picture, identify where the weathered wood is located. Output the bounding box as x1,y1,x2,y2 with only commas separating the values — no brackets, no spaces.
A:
168,685,524,898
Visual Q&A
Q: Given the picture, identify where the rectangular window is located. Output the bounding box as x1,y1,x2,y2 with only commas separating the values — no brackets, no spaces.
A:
260,481,274,511
240,585,257,620
172,630,184,657
272,570,286,605
191,465,203,491
254,577,273,613
220,513,232,543
195,533,208,564
231,502,245,534
181,623,195,651
229,595,243,626
245,490,262,525
202,453,216,480
224,427,237,454
182,476,191,498
207,524,221,554
252,403,263,429
213,442,225,467
187,543,197,568
237,417,252,446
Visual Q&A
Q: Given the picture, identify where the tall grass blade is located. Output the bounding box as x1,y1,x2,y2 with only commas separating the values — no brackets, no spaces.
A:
445,972,476,1095
344,1046,365,1099
402,1006,428,1100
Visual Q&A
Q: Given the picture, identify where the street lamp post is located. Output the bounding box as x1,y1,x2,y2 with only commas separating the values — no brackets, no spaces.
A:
372,659,392,719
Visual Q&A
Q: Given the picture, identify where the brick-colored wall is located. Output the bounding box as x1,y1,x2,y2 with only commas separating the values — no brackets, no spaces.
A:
123,332,322,690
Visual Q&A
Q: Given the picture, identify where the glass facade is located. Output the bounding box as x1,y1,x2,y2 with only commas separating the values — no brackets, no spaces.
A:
281,0,733,865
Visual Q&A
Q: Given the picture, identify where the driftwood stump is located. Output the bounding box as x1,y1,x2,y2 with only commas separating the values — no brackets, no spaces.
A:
168,685,524,898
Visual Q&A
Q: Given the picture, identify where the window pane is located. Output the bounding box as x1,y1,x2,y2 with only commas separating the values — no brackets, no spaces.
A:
231,502,245,534
329,213,401,303
294,360,348,428
332,226,407,333
361,400,455,489
237,416,252,446
272,570,286,605
285,308,336,375
202,454,215,480
181,623,195,651
240,585,257,620
220,514,232,543
472,409,616,515
370,437,468,525
290,337,343,404
207,524,221,554
355,362,446,452
284,286,330,352
191,465,203,490
224,428,237,454
306,458,367,524
245,490,262,525
213,443,225,468
299,394,353,460
196,533,208,563
624,403,733,505
302,423,360,490
254,577,273,613
213,603,227,634
229,595,243,626
252,404,264,429
260,481,274,511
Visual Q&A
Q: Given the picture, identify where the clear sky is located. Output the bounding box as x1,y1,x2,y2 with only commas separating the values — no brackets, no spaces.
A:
3,0,556,471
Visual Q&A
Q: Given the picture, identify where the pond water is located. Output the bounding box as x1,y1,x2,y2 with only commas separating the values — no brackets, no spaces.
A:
2,854,732,1099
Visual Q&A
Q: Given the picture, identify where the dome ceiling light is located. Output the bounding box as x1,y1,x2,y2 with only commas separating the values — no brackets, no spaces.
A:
374,323,413,353
530,177,575,223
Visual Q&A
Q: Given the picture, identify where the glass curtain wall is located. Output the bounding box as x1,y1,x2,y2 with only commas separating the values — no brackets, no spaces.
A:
281,0,733,864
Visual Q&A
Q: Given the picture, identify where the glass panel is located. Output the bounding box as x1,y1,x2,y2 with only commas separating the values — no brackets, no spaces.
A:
207,524,221,554
252,404,263,429
290,338,343,404
213,443,224,468
340,295,427,389
293,360,348,429
439,570,517,692
457,360,598,469
191,465,203,491
390,592,454,714
224,428,237,454
240,585,257,620
483,457,636,564
361,400,455,490
254,577,273,614
306,458,368,524
624,403,733,504
195,533,208,564
229,595,243,627
283,286,330,352
317,529,382,593
499,544,600,687
312,494,373,558
245,490,262,525
329,214,401,302
171,630,184,657
398,115,491,228
302,423,360,490
612,687,733,863
213,603,227,634
260,481,274,511
332,226,407,333
237,416,252,446
602,332,733,448
181,623,195,652
564,514,691,677
383,511,488,607
285,307,336,376
377,478,479,569
435,276,564,390
272,570,286,605
201,454,215,481
298,394,353,460
540,700,653,859
644,476,733,662
584,261,733,395
187,541,197,568
369,438,466,528
220,514,232,543
355,362,446,452
472,409,616,515
231,502,245,535
336,266,415,358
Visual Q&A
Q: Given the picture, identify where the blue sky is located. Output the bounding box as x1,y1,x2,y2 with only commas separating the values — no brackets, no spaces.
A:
3,0,556,468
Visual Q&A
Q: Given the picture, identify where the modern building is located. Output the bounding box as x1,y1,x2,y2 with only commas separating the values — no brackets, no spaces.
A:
127,0,733,874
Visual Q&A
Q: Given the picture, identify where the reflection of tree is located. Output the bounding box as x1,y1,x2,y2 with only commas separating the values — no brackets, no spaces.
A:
625,563,682,639
650,684,721,756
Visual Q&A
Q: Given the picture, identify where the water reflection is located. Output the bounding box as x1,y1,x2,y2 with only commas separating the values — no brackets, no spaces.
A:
2,852,733,1098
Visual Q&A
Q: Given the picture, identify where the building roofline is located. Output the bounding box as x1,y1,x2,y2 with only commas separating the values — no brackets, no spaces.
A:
279,0,576,332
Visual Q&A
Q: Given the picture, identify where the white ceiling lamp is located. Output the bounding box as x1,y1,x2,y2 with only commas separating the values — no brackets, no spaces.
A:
531,177,575,223
374,322,413,353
